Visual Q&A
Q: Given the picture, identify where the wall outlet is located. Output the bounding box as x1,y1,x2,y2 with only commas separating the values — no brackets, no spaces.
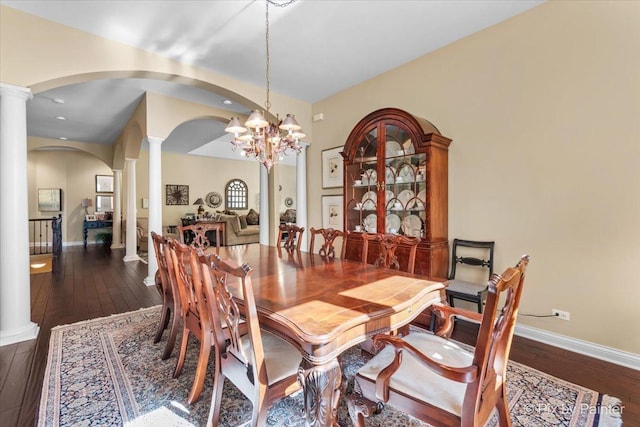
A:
552,309,570,321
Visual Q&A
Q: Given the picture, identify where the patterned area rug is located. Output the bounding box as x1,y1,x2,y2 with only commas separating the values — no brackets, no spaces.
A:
38,306,623,427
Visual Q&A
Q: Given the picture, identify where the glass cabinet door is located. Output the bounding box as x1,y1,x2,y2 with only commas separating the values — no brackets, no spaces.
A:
382,124,427,239
345,125,378,233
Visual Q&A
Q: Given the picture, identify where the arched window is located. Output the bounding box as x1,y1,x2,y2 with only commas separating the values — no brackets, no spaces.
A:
225,179,248,210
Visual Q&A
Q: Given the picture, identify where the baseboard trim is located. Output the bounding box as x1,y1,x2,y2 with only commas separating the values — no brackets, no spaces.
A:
514,324,640,371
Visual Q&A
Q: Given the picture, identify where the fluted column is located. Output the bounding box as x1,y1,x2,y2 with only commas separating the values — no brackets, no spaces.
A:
259,165,269,245
0,82,39,346
123,158,139,262
296,143,309,250
111,169,124,249
144,136,163,286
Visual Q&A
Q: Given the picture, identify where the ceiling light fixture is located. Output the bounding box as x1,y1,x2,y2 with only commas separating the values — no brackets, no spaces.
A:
225,0,305,172
222,99,232,105
59,137,68,140
55,116,67,120
52,98,65,104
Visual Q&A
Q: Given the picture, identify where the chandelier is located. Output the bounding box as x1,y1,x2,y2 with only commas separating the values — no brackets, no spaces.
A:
225,0,305,172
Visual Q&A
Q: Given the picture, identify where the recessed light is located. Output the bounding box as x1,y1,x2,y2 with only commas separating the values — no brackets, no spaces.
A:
52,98,65,104
222,99,232,105
55,116,67,120
59,137,68,140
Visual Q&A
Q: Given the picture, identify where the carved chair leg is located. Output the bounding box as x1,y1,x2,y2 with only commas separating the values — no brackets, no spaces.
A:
173,329,189,378
162,310,180,360
187,336,211,404
154,306,170,343
496,386,512,427
347,381,382,427
206,369,225,427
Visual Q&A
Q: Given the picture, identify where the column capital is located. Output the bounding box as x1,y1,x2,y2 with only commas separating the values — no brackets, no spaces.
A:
146,136,165,145
124,157,137,163
0,82,33,101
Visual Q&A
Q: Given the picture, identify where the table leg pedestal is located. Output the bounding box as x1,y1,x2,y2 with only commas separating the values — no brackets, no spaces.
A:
298,358,342,427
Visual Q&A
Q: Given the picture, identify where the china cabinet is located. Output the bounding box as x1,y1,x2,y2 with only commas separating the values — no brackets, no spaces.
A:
341,108,451,278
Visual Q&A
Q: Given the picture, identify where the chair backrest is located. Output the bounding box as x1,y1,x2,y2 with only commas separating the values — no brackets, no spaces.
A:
150,231,170,292
168,240,211,331
178,223,221,250
465,255,529,422
362,233,420,273
449,239,495,281
199,255,268,393
309,227,346,258
277,224,304,252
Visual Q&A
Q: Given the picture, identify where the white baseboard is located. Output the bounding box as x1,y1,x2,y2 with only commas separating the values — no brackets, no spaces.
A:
514,324,640,371
63,241,86,247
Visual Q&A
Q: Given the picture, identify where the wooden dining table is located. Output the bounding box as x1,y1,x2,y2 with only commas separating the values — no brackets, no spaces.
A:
211,244,445,427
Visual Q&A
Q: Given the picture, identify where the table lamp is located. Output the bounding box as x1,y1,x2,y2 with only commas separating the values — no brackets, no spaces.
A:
193,198,205,215
81,198,93,215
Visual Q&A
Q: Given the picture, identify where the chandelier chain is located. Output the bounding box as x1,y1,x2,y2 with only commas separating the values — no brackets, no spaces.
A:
264,0,271,112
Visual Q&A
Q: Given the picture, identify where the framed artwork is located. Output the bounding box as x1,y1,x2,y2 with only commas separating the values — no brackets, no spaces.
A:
95,195,113,212
321,195,343,230
38,188,62,212
322,146,344,189
284,197,294,208
205,191,222,208
95,175,114,193
166,184,189,205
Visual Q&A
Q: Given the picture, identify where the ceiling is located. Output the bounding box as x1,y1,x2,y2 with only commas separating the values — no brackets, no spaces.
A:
3,0,543,164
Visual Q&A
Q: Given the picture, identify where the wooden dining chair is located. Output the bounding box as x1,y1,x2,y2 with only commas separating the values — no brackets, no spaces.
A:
167,240,215,404
178,223,222,251
277,223,305,252
446,239,495,313
309,227,346,258
347,255,530,427
150,232,181,360
361,233,420,273
199,256,302,427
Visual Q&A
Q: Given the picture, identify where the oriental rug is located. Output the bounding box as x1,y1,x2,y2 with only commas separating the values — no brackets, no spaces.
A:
38,306,623,427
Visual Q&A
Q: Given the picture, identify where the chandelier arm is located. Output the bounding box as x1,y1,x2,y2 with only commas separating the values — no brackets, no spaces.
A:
264,0,271,113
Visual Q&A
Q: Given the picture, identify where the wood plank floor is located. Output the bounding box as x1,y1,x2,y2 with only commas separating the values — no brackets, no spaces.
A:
0,245,638,426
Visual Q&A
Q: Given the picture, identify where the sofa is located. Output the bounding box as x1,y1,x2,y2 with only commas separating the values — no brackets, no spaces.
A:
135,218,179,252
216,212,260,246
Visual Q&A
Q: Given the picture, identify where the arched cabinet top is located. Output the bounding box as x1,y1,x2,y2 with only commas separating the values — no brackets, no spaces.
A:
341,108,452,163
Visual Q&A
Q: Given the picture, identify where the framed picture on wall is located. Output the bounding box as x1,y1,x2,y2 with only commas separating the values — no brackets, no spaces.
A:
322,146,344,189
38,188,62,212
96,195,113,212
321,195,343,230
95,175,114,193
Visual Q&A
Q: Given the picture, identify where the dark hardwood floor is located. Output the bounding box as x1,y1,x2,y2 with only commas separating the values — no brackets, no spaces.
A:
0,245,638,426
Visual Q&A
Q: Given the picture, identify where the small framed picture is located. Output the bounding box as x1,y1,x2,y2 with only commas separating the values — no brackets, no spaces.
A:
322,146,344,189
85,214,96,222
321,195,343,230
96,195,113,212
38,188,62,212
95,175,114,193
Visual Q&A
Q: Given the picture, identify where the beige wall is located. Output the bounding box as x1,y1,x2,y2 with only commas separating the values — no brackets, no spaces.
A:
27,147,113,244
310,1,640,353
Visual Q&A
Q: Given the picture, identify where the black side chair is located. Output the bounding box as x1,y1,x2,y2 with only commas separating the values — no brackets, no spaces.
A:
446,239,495,313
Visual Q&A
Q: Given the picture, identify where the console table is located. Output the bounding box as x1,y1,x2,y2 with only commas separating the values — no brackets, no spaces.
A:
83,220,113,248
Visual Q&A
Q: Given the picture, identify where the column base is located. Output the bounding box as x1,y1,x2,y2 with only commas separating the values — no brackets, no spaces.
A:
143,276,156,287
0,321,39,347
111,243,125,249
123,255,141,262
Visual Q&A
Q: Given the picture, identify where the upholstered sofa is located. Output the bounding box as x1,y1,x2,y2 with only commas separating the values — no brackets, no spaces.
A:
216,213,260,246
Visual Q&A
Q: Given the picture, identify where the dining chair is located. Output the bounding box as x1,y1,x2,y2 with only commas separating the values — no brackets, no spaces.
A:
348,255,530,427
277,223,305,252
178,223,222,251
361,233,420,273
446,239,495,313
150,232,181,360
167,239,215,404
309,227,346,258
200,256,302,427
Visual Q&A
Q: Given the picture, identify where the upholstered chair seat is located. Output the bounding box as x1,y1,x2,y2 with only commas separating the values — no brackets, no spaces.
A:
240,329,302,385
446,279,489,298
357,332,472,417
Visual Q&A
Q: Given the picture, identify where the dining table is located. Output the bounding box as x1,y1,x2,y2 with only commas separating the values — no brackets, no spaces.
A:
210,244,446,427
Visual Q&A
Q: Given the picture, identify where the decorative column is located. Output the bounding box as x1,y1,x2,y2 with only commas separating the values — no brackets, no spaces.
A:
123,158,139,262
111,169,124,249
0,83,39,346
144,136,163,286
259,165,269,245
296,143,309,250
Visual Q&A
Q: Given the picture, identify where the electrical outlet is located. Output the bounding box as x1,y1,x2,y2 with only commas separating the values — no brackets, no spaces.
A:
552,309,570,321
